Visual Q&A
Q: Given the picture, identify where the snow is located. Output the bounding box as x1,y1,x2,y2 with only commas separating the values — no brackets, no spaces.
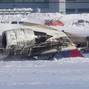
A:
58,13,89,37
0,13,89,89
25,13,89,37
0,55,88,89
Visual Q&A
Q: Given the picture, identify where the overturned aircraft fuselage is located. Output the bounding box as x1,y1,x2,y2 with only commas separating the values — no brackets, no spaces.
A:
0,23,83,59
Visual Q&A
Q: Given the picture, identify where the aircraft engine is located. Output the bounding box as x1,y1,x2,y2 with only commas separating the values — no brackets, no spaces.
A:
1,28,82,59
2,28,36,49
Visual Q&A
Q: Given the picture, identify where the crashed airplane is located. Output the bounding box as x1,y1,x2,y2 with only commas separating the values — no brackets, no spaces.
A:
0,22,83,59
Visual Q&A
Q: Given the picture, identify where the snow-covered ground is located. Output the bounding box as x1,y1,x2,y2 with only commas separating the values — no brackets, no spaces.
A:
0,54,88,89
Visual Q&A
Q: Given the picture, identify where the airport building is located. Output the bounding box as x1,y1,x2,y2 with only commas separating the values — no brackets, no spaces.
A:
66,0,89,14
0,0,89,13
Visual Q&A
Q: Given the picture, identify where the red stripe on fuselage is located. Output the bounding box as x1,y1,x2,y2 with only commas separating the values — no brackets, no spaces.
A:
70,49,83,57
